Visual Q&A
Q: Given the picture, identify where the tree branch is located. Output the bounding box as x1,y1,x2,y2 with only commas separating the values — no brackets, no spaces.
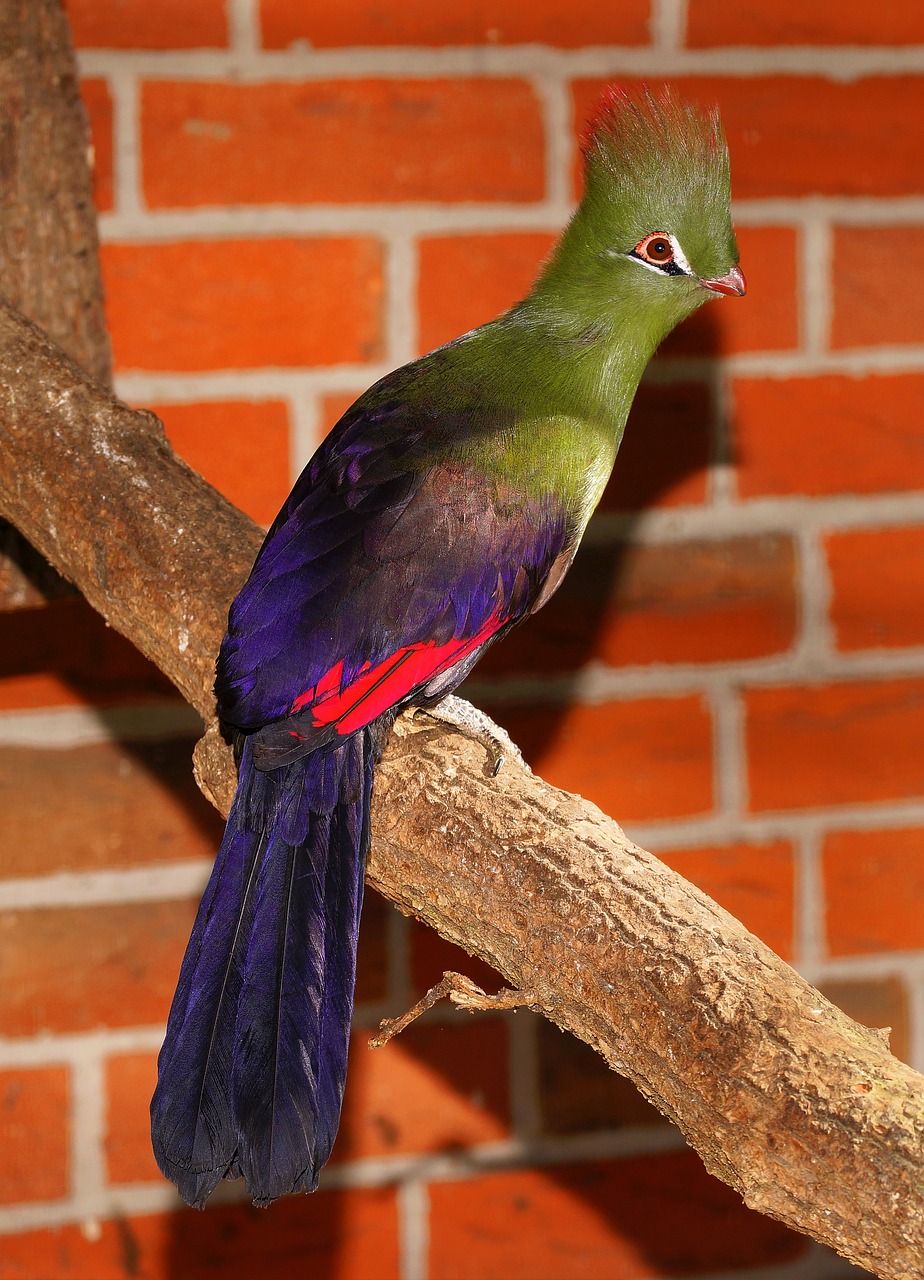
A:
0,0,112,609
0,301,920,1278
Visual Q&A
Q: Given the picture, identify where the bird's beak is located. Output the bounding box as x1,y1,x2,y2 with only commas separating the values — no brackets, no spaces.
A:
700,265,746,297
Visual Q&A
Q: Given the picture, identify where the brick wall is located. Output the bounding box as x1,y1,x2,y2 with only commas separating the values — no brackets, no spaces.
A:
0,1,921,1275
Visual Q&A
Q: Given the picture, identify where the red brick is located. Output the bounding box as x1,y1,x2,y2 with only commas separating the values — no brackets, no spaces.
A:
80,77,113,213
154,400,291,526
428,1151,807,1278
660,226,799,356
657,840,795,959
833,226,924,348
480,533,797,677
819,977,911,1064
102,239,383,373
0,739,221,879
0,898,196,1036
354,888,391,1005
823,827,924,958
490,696,714,823
0,1067,69,1204
105,1052,160,1185
65,0,228,48
141,80,544,207
826,526,924,651
0,1188,400,1279
261,0,649,48
573,77,924,197
687,0,924,46
417,232,557,354
746,678,924,812
335,1020,509,1161
409,917,506,997
0,597,176,710
732,374,924,498
601,381,711,512
537,1020,667,1136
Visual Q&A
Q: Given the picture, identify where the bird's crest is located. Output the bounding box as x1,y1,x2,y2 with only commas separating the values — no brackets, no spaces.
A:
581,85,730,219
572,84,735,285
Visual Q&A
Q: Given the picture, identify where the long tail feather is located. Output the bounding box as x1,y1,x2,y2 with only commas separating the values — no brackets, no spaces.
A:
151,726,378,1207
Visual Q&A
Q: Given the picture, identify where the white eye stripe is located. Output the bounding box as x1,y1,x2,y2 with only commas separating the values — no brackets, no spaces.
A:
620,232,695,279
666,234,694,275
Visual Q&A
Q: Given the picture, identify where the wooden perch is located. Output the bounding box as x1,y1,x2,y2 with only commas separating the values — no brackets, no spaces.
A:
0,0,112,610
0,302,921,1278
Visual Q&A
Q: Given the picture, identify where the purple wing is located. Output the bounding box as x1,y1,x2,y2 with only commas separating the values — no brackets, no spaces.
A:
216,398,571,759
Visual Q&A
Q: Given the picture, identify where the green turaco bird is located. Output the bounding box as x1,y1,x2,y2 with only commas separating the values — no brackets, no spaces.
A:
151,86,744,1208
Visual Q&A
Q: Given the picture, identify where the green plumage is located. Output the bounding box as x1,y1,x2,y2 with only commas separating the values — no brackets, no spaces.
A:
359,88,741,541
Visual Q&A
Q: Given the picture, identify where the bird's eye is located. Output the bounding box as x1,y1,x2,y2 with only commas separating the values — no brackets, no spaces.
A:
635,233,674,265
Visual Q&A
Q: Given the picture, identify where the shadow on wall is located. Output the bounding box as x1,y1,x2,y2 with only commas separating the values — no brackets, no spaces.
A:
465,302,729,770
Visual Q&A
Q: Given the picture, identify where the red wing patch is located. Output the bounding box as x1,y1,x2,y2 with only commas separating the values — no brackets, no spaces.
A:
290,614,503,736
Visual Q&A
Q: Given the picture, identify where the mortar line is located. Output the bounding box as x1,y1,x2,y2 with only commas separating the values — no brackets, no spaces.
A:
108,67,143,215
715,681,747,819
794,522,837,667
384,231,419,368
0,863,211,911
108,344,924,407
794,826,825,969
93,196,924,247
76,45,924,80
287,383,322,480
531,72,575,214
227,0,259,54
68,1044,108,1216
506,1010,542,1143
397,1179,429,1280
650,0,688,53
799,204,834,356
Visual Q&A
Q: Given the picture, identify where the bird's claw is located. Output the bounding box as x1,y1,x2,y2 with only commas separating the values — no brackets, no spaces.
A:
413,695,523,777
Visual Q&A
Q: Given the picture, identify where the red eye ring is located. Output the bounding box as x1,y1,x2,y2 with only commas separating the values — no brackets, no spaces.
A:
634,233,674,265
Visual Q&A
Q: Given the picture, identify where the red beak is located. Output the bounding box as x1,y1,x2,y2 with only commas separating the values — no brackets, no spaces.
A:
701,265,746,297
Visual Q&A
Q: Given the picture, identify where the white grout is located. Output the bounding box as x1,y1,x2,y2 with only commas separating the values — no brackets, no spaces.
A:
651,0,688,54
531,73,576,214
799,204,833,356
0,702,202,748
77,45,924,81
506,1010,542,1143
68,1048,108,1214
0,863,211,911
383,232,419,368
286,384,321,478
397,1179,429,1280
93,197,924,247
108,68,143,215
793,827,825,969
794,525,838,664
108,345,924,411
227,0,259,56
710,682,746,819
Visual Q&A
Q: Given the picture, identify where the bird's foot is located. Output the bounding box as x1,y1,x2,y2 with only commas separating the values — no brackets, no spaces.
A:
413,694,524,776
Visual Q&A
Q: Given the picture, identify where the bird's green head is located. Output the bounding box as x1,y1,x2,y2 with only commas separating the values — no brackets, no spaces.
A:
535,88,744,345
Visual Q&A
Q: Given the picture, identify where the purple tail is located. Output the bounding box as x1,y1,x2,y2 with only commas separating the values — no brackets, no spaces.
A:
151,727,378,1207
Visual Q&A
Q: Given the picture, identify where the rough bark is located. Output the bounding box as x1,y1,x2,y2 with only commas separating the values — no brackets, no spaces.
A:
0,302,921,1278
0,0,111,609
